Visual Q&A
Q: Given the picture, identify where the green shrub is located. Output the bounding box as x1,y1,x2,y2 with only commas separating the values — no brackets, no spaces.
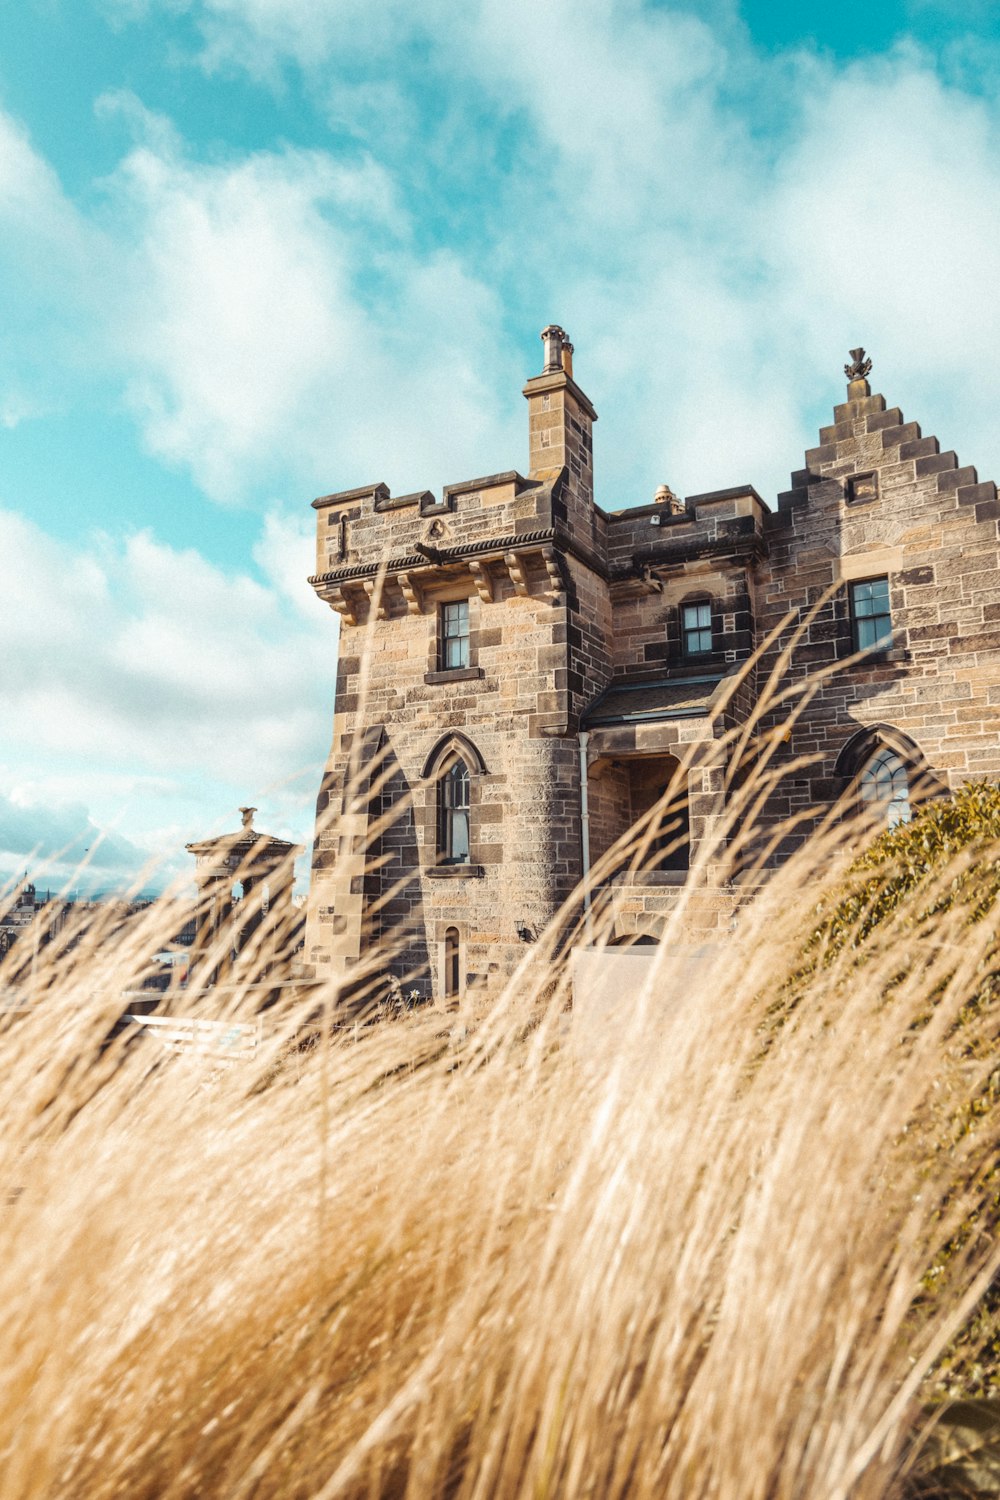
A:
812,781,1000,957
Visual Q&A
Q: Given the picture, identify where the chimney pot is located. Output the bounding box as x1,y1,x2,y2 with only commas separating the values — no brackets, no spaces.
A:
654,483,684,514
540,324,568,374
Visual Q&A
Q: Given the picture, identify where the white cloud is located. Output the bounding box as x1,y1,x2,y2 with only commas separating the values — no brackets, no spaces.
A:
0,506,334,885
2,7,999,515
4,0,1000,883
0,788,150,878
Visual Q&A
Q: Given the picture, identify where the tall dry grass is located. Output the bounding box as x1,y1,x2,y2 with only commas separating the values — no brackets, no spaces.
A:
1,713,999,1494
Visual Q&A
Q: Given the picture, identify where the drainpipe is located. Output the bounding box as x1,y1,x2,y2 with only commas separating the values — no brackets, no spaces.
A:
578,730,593,943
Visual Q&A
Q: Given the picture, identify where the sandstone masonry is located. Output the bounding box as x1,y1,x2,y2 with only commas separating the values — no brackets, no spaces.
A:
304,333,1000,999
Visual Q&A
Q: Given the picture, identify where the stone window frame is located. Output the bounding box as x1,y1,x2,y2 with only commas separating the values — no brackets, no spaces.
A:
848,575,892,655
440,599,470,670
833,723,943,825
425,586,484,685
421,732,488,879
441,924,464,999
439,760,471,864
678,592,715,661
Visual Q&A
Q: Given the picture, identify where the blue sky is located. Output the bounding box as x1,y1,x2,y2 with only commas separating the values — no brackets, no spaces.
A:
2,0,999,893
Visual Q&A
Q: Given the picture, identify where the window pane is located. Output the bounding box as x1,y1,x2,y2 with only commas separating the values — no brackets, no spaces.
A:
682,601,712,655
441,761,471,863
861,748,911,827
443,601,467,634
444,635,466,668
450,810,470,861
851,578,891,651
441,601,470,669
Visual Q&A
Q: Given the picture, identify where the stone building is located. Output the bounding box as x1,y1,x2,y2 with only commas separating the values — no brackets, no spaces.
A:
186,808,303,988
304,329,1000,999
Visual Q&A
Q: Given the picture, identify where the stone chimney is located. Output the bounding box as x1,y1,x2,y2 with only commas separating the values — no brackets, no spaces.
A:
523,325,598,517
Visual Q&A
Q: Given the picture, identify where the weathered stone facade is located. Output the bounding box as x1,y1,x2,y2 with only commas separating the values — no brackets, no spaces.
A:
305,331,1000,998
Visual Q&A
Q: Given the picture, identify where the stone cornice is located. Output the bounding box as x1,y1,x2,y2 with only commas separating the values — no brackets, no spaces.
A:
621,528,768,576
308,521,765,595
309,528,560,586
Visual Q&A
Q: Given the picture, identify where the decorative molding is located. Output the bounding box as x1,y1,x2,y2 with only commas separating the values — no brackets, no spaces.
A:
327,587,358,626
308,527,559,586
362,578,388,620
505,551,530,597
541,546,566,601
397,571,423,615
468,559,494,603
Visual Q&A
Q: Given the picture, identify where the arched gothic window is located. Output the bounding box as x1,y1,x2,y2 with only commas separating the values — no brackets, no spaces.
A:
860,747,911,828
439,760,471,864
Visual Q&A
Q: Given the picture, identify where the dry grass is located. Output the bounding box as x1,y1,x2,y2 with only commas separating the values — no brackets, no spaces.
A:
1,733,999,1495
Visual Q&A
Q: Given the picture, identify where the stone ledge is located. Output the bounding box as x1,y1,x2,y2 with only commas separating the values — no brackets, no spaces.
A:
846,647,908,666
426,864,485,880
425,667,485,685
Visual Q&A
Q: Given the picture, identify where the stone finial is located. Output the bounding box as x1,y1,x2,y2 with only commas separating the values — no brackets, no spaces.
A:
844,348,873,382
541,325,569,374
239,806,257,830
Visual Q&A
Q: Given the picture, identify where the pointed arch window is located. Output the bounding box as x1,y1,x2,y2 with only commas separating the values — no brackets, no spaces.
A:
860,747,911,828
439,760,471,864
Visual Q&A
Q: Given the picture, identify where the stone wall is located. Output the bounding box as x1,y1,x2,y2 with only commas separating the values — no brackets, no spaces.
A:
304,334,1000,997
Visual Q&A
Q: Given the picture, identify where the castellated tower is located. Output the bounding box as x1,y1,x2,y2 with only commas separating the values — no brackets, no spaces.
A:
303,328,602,1001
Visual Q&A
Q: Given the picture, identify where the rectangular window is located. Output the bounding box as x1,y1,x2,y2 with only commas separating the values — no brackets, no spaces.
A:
850,577,892,652
681,601,713,657
440,601,470,670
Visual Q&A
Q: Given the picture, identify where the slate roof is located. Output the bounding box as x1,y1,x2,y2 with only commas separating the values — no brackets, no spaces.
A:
582,675,722,726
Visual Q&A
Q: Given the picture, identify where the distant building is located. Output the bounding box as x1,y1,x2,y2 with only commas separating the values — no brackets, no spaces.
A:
303,330,1000,1000
0,881,71,962
185,807,303,988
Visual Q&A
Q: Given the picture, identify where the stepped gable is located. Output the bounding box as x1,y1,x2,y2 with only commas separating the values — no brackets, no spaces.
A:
776,348,997,524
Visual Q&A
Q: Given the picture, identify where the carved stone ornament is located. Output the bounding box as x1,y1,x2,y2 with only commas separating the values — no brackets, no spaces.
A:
844,348,873,381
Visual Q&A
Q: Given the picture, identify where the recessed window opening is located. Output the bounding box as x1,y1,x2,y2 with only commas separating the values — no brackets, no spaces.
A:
444,927,461,998
441,600,470,670
861,747,910,828
439,760,471,863
681,600,712,657
850,577,892,652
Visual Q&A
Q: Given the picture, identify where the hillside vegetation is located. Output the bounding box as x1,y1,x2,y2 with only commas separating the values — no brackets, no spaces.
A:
0,784,999,1496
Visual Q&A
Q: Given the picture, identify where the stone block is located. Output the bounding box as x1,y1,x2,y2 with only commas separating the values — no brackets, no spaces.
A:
956,481,997,506
899,435,940,461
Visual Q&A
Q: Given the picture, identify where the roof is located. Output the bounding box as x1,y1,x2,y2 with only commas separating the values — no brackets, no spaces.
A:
582,675,722,727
